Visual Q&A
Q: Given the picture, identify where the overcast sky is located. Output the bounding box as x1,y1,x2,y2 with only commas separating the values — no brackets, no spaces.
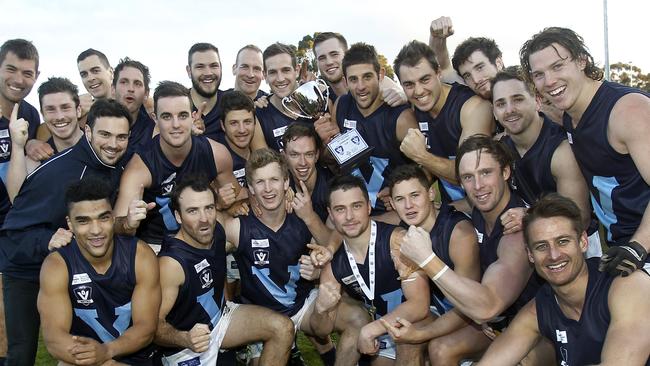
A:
6,0,648,108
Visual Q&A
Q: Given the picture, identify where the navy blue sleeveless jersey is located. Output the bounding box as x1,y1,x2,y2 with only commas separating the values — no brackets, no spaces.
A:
60,236,153,364
157,223,227,356
563,81,650,245
0,100,40,225
501,115,565,206
535,258,648,365
256,99,312,151
234,213,314,316
0,137,125,280
330,221,405,319
224,88,268,101
415,83,475,204
126,106,155,158
192,89,226,142
335,94,410,213
137,135,218,245
215,134,248,188
327,85,338,104
289,166,332,222
472,192,542,328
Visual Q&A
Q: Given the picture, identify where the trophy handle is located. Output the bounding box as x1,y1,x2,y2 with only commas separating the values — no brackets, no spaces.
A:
282,96,312,119
316,79,330,112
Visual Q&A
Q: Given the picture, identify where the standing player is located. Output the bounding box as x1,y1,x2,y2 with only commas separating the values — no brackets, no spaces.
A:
521,27,650,276
112,57,155,156
38,177,160,365
0,99,131,365
491,69,600,256
393,40,494,204
76,48,114,128
311,175,429,365
477,194,650,365
155,175,294,365
113,81,243,250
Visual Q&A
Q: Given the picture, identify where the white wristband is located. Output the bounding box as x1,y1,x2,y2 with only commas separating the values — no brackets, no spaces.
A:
432,265,449,281
418,252,436,268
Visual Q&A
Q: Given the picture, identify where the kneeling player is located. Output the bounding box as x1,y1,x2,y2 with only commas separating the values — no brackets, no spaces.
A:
477,194,650,365
155,175,294,365
38,176,160,365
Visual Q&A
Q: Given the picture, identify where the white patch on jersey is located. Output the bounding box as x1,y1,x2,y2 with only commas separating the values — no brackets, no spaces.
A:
73,285,94,306
0,129,9,138
273,126,288,137
341,274,357,285
475,229,484,244
194,258,210,273
556,329,568,344
233,168,246,179
566,132,573,144
72,273,92,285
253,249,269,265
418,122,429,131
343,119,357,129
251,238,270,248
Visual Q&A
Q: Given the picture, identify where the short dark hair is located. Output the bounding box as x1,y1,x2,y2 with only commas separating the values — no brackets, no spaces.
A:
455,134,513,181
327,175,369,207
281,123,322,152
65,175,114,214
490,69,536,101
153,81,190,116
170,174,218,215
235,44,263,66
394,40,440,80
342,42,380,77
87,98,132,129
77,48,110,69
387,164,431,194
0,39,39,72
263,42,297,69
452,37,502,75
188,42,220,67
113,57,151,92
246,148,289,185
38,77,80,110
519,27,603,83
523,193,584,247
221,90,255,121
313,32,348,52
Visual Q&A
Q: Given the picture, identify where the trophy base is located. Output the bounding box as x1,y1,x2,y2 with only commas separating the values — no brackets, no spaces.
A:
327,129,375,173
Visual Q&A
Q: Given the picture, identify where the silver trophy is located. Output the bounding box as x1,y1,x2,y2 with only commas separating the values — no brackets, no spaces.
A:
282,79,373,172
282,79,330,119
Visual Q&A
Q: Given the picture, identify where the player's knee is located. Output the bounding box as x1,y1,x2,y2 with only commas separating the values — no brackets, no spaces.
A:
266,314,294,344
427,337,460,364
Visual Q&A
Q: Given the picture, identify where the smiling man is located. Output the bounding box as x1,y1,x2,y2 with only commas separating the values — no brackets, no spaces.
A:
0,99,131,365
232,44,267,101
520,27,650,277
477,194,650,365
393,40,494,204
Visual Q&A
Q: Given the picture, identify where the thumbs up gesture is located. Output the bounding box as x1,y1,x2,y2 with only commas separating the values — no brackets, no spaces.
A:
8,104,29,148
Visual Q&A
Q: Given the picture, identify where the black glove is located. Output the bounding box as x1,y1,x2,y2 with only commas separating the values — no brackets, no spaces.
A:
599,241,648,277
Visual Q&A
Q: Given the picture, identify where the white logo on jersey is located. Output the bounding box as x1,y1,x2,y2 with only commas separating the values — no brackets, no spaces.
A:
273,126,288,137
161,173,177,196
566,132,573,144
251,239,270,248
0,129,9,138
341,274,357,285
0,143,9,154
475,229,484,244
194,259,210,273
199,268,213,289
343,119,357,129
72,273,91,285
556,329,568,344
253,249,269,265
418,122,429,131
74,285,94,306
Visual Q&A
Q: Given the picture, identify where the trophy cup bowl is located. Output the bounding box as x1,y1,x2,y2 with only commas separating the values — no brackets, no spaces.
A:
282,79,330,120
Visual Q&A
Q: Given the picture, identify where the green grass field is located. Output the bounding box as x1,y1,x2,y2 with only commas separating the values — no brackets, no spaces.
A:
35,332,325,365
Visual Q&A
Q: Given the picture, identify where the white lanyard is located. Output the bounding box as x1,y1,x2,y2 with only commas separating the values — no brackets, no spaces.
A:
344,220,377,301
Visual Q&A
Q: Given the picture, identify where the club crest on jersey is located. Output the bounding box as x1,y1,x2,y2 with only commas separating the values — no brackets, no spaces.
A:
74,285,94,306
199,268,213,289
253,249,269,265
0,138,10,158
161,173,177,196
